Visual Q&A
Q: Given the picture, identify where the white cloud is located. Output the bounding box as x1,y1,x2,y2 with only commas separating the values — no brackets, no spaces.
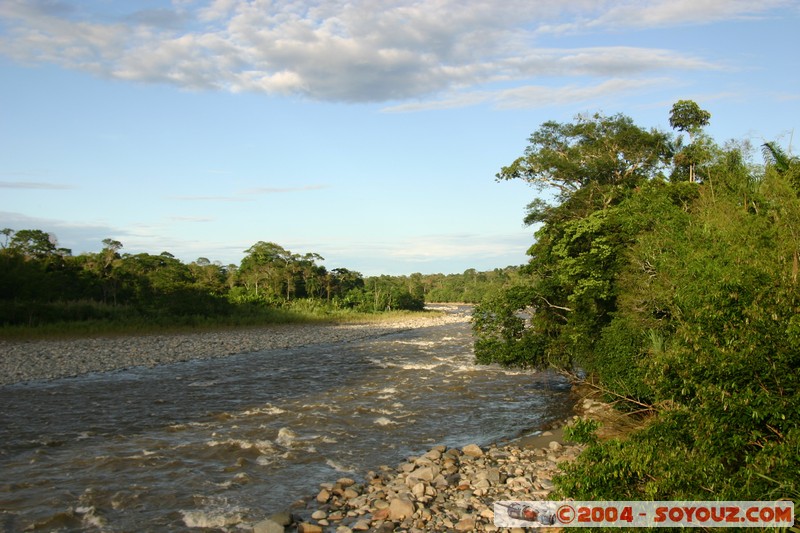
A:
584,0,795,31
388,233,531,261
241,184,328,194
0,180,77,189
0,211,129,253
493,77,672,110
0,0,787,104
170,195,252,202
383,77,671,112
0,211,532,272
313,233,531,263
168,215,215,222
169,184,328,201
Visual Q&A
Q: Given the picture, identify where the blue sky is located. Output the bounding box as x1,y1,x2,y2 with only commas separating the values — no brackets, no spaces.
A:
1,1,798,275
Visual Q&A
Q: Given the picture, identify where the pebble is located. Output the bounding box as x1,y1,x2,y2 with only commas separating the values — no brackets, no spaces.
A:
283,437,585,532
0,313,470,386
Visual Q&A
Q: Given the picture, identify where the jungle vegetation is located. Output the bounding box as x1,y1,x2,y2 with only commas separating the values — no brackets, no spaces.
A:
0,235,428,336
0,225,520,338
472,103,799,508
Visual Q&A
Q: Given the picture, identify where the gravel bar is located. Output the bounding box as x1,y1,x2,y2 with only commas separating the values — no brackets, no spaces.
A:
0,311,470,387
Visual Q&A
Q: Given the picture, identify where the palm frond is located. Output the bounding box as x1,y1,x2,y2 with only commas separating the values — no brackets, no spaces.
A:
762,142,793,173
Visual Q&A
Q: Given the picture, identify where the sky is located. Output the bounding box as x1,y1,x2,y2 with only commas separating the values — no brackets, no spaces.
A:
1,1,798,275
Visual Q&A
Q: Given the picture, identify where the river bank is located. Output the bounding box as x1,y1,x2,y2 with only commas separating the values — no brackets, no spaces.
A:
0,308,469,386
252,393,617,533
0,304,594,533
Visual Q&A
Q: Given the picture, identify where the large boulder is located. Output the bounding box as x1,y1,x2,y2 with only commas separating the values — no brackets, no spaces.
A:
388,498,415,520
462,443,484,457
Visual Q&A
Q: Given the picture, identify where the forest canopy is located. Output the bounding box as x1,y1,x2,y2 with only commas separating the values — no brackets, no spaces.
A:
0,228,521,331
473,103,799,505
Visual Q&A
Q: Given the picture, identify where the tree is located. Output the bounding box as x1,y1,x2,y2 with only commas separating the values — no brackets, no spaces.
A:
1,228,13,249
95,238,123,305
669,100,711,182
762,140,800,283
669,100,711,136
238,242,327,301
326,267,364,303
8,229,59,259
239,241,292,300
762,140,799,192
190,258,227,296
497,113,672,209
477,113,675,368
298,253,326,299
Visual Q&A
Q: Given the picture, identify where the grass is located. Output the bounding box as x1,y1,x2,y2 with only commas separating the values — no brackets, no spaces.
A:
0,303,444,341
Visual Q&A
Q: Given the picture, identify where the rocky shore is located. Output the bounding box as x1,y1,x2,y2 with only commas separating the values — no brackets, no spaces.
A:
251,397,612,533
1,304,617,533
0,310,469,386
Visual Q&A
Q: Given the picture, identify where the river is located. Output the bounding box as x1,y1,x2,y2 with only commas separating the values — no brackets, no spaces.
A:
0,307,572,531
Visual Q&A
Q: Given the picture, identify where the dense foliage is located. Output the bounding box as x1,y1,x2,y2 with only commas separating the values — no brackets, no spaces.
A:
473,106,799,507
420,267,528,303
0,227,523,333
0,236,430,331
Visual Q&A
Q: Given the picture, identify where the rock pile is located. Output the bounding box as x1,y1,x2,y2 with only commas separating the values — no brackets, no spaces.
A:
261,436,583,533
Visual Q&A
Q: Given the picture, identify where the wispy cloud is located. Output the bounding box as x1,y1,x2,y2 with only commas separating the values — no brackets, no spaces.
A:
168,215,215,222
170,195,252,202
0,180,77,190
240,184,328,195
387,233,531,262
0,0,785,105
580,0,795,32
0,210,129,252
170,184,327,202
383,77,673,113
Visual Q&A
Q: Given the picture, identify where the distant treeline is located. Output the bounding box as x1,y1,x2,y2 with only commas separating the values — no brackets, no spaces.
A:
0,229,518,328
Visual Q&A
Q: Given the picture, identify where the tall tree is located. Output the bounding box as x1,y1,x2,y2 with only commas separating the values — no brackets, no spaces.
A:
497,113,672,219
8,229,60,259
476,112,674,368
96,238,123,305
669,100,711,182
240,241,288,299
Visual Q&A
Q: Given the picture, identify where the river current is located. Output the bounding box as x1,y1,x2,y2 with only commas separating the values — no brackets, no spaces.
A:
0,307,572,531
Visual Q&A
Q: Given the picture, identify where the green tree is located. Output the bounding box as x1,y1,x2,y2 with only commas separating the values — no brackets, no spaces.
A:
483,105,800,505
189,257,228,296
669,100,711,182
7,229,60,259
94,239,123,304
669,99,711,137
497,112,672,209
326,267,364,304
476,113,673,367
238,242,328,302
762,140,800,192
297,253,326,299
239,241,293,301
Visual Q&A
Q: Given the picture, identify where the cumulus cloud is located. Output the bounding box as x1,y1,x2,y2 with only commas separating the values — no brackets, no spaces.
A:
0,0,790,104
